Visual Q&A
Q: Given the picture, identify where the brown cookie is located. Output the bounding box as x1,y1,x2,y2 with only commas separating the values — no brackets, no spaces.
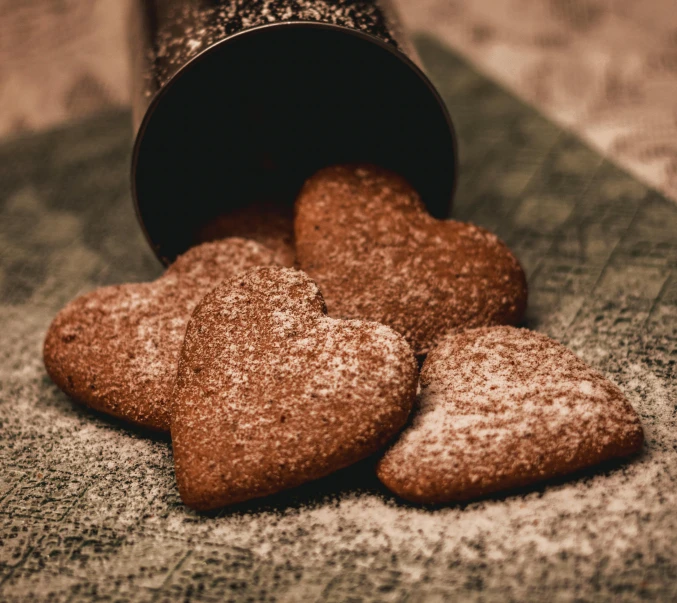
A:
43,238,278,431
294,164,528,356
195,201,296,267
171,266,418,510
377,326,644,504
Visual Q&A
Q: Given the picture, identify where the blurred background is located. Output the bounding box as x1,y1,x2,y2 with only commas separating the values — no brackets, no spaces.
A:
1,0,676,201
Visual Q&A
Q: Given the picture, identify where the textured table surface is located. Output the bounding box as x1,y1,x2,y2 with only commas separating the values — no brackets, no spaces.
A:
1,38,676,602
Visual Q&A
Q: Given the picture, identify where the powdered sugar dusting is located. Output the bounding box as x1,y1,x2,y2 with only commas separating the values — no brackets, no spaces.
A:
377,326,644,503
43,238,279,431
295,165,528,355
170,266,418,509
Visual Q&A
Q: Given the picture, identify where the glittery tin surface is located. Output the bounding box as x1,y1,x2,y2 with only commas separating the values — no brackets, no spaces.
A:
130,0,413,128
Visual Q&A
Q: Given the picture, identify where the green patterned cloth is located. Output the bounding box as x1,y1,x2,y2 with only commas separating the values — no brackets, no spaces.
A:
1,37,675,602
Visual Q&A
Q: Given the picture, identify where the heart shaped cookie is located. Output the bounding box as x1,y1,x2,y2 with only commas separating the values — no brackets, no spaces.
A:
377,326,644,504
171,266,418,510
43,238,278,431
195,200,296,267
294,164,528,355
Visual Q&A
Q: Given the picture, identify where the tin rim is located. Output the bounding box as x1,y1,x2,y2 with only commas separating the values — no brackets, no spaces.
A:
131,20,459,265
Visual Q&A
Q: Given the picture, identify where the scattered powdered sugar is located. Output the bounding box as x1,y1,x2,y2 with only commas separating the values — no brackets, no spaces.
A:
377,326,644,504
42,238,278,431
295,165,528,355
4,304,675,598
170,266,418,509
3,262,676,600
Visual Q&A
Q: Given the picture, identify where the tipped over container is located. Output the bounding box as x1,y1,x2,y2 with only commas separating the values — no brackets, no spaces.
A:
129,0,457,264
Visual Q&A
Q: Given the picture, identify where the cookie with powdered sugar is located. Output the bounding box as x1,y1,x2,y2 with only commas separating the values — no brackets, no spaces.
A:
195,201,296,267
377,326,644,504
171,266,418,510
294,164,528,356
43,238,278,431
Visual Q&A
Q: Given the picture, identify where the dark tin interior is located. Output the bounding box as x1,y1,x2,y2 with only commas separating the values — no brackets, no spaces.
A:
132,22,457,264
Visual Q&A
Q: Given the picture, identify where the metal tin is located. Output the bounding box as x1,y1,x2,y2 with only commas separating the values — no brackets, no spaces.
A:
130,0,458,264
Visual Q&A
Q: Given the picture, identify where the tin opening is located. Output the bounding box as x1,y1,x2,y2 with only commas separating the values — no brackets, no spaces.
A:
134,24,456,264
